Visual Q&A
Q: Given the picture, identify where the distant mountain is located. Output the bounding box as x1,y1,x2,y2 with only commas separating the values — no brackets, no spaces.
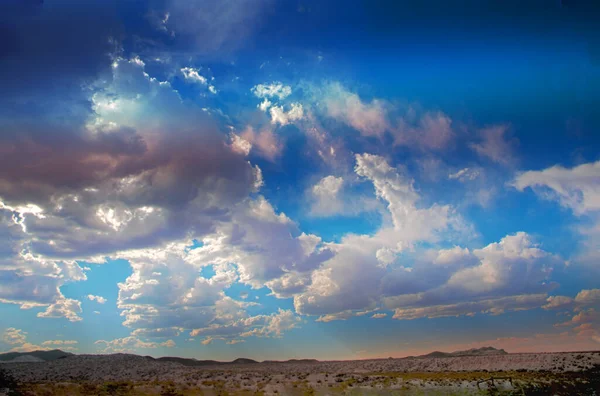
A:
414,347,507,359
155,356,257,366
231,358,258,364
0,350,73,363
263,359,319,364
156,357,220,366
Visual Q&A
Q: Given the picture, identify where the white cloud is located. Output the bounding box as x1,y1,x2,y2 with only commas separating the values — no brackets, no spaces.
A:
448,167,481,182
1,328,75,352
269,103,304,126
391,294,549,320
181,67,208,85
258,98,272,112
3,328,27,346
251,82,292,100
309,176,344,216
295,154,469,317
87,295,107,304
41,340,78,346
371,313,387,319
95,336,175,353
513,161,600,273
37,298,83,322
512,160,600,215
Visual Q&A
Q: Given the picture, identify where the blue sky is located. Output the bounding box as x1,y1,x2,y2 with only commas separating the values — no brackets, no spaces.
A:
1,0,600,360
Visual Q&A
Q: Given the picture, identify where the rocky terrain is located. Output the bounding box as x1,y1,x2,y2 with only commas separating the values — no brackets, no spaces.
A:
1,348,599,395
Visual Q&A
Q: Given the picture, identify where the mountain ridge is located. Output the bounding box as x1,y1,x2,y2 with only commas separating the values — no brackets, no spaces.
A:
0,346,507,364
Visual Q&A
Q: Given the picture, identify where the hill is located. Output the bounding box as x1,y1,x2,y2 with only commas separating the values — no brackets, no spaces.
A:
0,349,73,363
415,346,508,359
155,356,258,366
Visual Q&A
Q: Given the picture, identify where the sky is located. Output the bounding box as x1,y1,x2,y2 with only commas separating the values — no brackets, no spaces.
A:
1,0,600,361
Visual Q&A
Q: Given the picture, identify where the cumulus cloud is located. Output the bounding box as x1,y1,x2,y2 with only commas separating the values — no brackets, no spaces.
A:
111,196,330,340
297,170,561,322
3,328,27,346
1,328,74,352
294,154,470,317
181,67,208,85
0,55,262,317
37,298,83,322
269,103,304,126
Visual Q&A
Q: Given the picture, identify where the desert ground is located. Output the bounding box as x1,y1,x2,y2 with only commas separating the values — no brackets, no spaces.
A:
1,349,600,395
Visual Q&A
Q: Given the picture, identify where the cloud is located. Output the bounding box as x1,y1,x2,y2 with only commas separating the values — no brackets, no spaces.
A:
394,111,454,151
181,67,217,93
258,99,272,112
315,84,455,151
0,55,262,315
390,294,549,320
321,83,389,138
132,328,181,339
251,82,292,100
181,67,208,85
371,313,387,319
87,295,107,304
469,125,518,165
41,340,78,346
448,168,481,182
1,328,77,353
238,127,283,160
309,176,344,216
95,336,175,353
295,154,470,317
37,298,83,322
3,328,27,346
513,161,600,272
297,175,560,323
542,289,600,311
512,160,600,216
114,196,329,340
269,103,304,126
575,289,600,305
189,309,301,343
